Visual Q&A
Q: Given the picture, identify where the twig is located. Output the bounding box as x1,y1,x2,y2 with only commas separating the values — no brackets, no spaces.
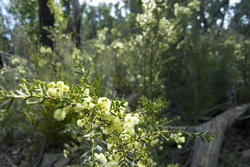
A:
32,135,46,167
236,115,250,121
183,158,191,167
2,154,18,167
0,99,10,108
0,50,15,57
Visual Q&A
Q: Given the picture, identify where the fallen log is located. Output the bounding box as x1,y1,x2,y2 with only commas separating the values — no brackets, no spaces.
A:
191,103,250,167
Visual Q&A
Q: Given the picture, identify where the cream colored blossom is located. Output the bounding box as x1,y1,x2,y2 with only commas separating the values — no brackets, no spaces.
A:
106,161,118,167
47,82,56,88
74,103,85,112
83,88,90,96
98,97,111,111
123,113,140,134
47,81,69,98
112,117,122,133
135,141,141,149
137,161,146,167
53,108,66,121
103,127,113,135
11,58,20,65
170,132,186,149
84,97,94,109
159,146,163,150
47,88,57,97
77,117,89,127
94,153,107,164
56,81,64,88
112,41,124,49
62,85,69,92
150,138,159,147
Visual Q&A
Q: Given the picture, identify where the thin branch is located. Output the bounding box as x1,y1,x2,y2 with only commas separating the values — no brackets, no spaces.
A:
32,135,46,167
208,0,229,28
0,50,16,57
237,115,250,121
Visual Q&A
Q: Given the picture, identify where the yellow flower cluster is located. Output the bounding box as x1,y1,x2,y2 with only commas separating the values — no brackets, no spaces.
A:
40,46,52,54
46,81,70,121
95,151,121,167
174,0,200,17
170,133,186,149
97,98,140,136
98,97,112,112
94,153,107,165
123,113,140,134
150,138,159,147
53,108,66,121
174,3,192,17
72,93,145,166
47,81,69,97
77,117,89,127
75,98,94,112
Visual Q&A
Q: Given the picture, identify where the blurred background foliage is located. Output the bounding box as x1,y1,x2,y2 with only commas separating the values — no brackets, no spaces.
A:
0,0,249,166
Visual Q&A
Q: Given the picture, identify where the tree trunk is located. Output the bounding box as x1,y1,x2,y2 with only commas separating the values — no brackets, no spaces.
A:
0,55,3,68
72,0,82,48
38,0,54,48
191,103,249,167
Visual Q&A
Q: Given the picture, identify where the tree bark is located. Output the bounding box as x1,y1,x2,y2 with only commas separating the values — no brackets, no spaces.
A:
72,0,82,48
191,103,249,167
38,0,54,48
0,56,3,68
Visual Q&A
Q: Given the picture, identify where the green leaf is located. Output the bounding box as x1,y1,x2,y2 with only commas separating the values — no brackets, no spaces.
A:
96,145,103,152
